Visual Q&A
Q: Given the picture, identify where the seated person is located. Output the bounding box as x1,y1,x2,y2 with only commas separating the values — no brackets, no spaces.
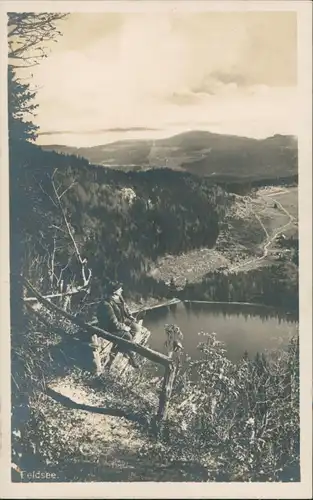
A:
96,282,142,368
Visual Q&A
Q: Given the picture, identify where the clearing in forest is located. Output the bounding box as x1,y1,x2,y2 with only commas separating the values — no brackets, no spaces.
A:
148,186,298,283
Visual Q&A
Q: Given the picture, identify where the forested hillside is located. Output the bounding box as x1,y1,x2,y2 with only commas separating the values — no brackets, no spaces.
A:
177,263,298,313
12,140,230,305
42,130,298,182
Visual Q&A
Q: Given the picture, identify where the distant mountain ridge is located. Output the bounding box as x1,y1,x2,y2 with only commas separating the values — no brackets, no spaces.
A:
41,130,298,181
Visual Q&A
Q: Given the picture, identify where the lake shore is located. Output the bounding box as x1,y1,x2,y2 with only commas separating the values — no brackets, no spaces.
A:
129,297,298,317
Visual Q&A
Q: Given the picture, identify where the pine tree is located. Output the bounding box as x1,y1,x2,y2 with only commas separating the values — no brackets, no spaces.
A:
243,349,249,361
8,65,39,142
168,277,177,298
7,13,68,144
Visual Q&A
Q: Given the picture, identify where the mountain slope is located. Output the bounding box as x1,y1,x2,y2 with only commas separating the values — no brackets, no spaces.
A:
13,141,230,305
41,130,298,181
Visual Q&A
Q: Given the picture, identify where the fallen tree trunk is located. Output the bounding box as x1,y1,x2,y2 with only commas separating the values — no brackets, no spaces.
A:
24,279,171,368
24,285,89,302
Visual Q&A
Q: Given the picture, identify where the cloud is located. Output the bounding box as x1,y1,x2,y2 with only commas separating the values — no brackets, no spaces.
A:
38,126,160,136
35,84,298,147
27,12,297,145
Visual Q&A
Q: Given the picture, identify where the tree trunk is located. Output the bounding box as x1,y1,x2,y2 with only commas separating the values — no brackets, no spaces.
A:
155,361,177,436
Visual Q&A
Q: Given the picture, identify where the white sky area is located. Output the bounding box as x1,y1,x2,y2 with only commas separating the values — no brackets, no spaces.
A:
18,12,298,147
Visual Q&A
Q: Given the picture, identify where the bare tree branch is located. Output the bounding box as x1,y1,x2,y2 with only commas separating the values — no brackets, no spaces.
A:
59,181,77,199
23,285,90,303
50,170,92,287
8,13,68,67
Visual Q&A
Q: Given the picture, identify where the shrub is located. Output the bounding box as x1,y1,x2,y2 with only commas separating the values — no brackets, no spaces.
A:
141,332,300,482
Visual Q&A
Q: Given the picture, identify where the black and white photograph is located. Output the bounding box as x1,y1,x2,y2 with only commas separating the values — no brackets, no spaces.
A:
0,0,312,498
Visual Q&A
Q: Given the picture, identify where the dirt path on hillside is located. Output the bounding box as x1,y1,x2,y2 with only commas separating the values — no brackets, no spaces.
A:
30,371,209,482
228,192,295,273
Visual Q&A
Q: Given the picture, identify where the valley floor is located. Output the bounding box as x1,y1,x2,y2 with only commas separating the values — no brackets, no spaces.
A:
148,186,298,287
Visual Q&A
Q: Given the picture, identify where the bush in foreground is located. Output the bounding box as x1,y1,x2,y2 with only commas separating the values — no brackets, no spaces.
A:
141,332,300,482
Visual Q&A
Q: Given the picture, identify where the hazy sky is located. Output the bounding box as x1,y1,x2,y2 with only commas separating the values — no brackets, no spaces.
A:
21,11,298,146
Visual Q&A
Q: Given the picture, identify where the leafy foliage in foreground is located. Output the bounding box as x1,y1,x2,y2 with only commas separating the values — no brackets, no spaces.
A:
141,333,300,482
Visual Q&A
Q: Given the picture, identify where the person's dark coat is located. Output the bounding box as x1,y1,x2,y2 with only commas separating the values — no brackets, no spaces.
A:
96,294,140,369
97,297,132,333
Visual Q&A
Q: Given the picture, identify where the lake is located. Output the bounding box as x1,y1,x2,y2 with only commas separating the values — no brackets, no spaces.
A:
141,301,298,362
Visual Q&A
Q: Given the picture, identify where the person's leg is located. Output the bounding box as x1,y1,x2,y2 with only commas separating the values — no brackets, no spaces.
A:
121,330,139,368
107,343,119,369
129,321,142,337
111,330,139,368
106,330,132,369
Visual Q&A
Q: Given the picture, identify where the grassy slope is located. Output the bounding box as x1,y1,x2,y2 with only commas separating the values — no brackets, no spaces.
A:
19,363,210,482
147,186,298,286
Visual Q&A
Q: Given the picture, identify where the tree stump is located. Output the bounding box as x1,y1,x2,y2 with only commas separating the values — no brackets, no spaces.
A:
154,324,184,437
91,334,102,375
154,361,177,436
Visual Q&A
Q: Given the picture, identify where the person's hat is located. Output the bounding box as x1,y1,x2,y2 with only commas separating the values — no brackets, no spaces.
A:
104,281,123,297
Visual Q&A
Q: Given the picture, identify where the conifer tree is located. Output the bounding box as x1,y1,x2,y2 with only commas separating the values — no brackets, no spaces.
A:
8,65,39,142
7,12,68,144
